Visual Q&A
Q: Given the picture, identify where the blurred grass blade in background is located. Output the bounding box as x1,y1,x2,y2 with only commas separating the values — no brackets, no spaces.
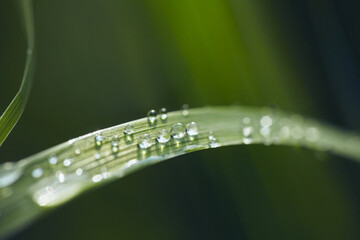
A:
0,0,35,146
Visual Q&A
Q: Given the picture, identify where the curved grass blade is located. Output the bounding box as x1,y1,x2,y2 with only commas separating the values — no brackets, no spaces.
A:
0,105,360,238
0,0,35,146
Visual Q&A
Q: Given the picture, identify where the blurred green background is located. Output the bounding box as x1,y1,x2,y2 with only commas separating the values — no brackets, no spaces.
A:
1,0,360,239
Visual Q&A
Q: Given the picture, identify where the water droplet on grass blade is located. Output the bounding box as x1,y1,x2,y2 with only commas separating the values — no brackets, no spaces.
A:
186,122,199,137
92,174,103,183
160,108,167,121
48,156,58,165
63,159,72,167
138,134,154,149
208,133,220,148
32,168,43,178
95,135,103,148
56,171,65,183
171,123,187,140
124,124,135,135
156,129,171,143
147,109,157,125
181,104,189,117
111,141,119,153
260,116,273,127
242,126,253,145
76,168,83,176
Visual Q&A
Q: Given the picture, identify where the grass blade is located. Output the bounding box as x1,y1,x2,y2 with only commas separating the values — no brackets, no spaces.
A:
0,105,359,238
0,0,35,146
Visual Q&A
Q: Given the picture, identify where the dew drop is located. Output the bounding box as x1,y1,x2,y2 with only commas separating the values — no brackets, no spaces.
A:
186,122,199,137
124,124,135,135
76,168,83,176
208,133,220,148
48,156,58,165
111,141,119,153
260,127,271,137
181,104,189,117
92,174,103,183
94,153,101,159
34,186,54,207
243,138,253,144
31,168,43,178
138,134,154,149
242,126,253,144
160,108,168,121
243,126,253,137
260,116,273,127
156,129,171,143
171,123,187,140
63,158,72,167
147,109,158,124
56,171,65,183
75,149,81,155
0,163,23,188
95,135,103,148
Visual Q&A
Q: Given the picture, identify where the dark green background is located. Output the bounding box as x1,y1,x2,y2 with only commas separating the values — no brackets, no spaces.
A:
1,0,360,239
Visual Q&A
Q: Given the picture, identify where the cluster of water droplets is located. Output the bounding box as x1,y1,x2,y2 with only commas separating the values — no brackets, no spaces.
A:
0,105,328,216
0,105,223,210
138,107,202,149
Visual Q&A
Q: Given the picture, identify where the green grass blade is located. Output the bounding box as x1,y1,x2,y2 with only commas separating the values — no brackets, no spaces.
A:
0,0,35,146
0,106,360,238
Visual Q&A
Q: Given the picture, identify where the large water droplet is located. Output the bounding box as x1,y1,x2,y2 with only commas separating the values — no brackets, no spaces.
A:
186,122,199,137
32,168,43,178
160,108,167,121
171,123,187,140
0,163,23,188
95,135,103,148
147,109,157,124
156,129,171,143
138,134,154,149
